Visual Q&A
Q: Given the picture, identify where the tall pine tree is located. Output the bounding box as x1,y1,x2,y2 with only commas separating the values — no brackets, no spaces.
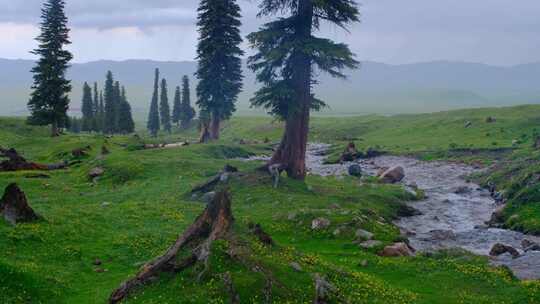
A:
92,82,100,132
172,86,182,128
27,0,73,137
147,68,160,137
179,75,196,129
248,0,359,179
160,79,172,134
81,82,94,132
118,86,135,134
196,0,244,140
113,81,122,133
103,71,116,134
99,90,105,132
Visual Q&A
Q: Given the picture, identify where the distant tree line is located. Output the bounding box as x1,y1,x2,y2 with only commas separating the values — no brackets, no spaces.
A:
147,68,195,137
74,71,135,134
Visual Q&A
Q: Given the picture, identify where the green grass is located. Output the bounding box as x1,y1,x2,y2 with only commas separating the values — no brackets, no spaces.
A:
1,107,540,303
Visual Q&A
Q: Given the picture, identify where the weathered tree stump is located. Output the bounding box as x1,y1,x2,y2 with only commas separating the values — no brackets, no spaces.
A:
109,190,235,304
0,183,40,225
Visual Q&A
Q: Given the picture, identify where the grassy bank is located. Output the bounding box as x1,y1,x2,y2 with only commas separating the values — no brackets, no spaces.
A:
1,107,540,303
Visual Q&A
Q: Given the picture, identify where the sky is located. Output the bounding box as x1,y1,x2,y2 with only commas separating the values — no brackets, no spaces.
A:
2,0,540,66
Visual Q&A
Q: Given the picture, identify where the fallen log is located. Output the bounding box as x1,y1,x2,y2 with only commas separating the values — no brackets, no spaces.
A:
0,183,40,225
0,147,67,172
109,190,235,304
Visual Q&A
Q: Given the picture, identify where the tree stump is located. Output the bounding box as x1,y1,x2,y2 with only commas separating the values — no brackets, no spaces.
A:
0,183,40,225
109,189,235,304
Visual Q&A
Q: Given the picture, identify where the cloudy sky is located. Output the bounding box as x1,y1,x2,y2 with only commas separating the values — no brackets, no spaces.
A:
2,0,540,66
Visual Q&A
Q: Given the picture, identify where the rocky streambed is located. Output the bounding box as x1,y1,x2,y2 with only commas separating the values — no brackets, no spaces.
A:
246,143,540,280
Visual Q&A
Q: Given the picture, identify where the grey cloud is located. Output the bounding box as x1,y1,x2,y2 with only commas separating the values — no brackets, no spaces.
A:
3,0,540,65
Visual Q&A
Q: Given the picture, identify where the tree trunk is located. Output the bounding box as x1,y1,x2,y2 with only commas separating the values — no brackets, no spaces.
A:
199,125,211,143
51,120,60,137
209,113,220,140
266,0,313,180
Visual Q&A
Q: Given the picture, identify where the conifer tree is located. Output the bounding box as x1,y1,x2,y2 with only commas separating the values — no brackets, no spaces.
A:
147,68,160,137
118,86,135,134
180,75,196,129
27,0,73,137
81,82,94,132
99,90,105,132
92,82,100,132
172,86,182,127
103,71,116,134
113,81,122,133
248,0,360,179
196,0,244,140
160,79,172,134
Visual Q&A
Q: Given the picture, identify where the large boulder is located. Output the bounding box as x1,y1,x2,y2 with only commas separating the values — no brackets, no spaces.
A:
348,164,362,177
0,183,40,225
379,166,405,184
378,242,414,257
489,243,520,258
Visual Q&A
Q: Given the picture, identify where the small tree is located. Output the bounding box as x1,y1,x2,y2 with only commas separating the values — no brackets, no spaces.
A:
27,0,73,137
147,68,160,137
118,86,135,134
160,79,172,134
196,0,244,140
103,71,116,134
248,0,360,179
81,82,94,132
179,75,196,129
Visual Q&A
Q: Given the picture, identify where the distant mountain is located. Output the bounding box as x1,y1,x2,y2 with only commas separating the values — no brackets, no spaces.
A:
1,58,540,117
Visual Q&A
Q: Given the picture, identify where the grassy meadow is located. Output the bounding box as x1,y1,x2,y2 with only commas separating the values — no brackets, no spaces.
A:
1,105,540,303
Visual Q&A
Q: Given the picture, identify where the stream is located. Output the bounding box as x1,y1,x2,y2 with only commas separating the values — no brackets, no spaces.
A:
247,143,540,280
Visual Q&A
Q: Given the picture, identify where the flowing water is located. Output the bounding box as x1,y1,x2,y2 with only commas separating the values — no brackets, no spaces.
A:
249,143,540,280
